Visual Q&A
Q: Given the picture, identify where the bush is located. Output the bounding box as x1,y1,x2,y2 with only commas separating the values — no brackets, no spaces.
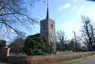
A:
0,40,6,48
37,52,48,55
23,35,50,55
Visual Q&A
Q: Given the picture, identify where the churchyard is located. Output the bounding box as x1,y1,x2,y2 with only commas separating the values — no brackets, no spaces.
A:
1,0,95,64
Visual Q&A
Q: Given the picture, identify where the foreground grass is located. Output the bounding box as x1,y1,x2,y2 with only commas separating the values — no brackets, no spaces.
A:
60,54,95,64
56,51,73,55
10,51,73,56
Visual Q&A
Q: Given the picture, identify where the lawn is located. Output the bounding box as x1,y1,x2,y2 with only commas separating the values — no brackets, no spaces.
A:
9,51,73,56
56,51,73,55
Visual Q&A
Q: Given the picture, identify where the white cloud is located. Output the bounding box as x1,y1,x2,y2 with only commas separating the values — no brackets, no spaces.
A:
64,3,70,8
58,3,71,11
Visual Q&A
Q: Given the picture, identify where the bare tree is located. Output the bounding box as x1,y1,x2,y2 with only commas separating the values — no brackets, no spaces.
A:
0,0,41,39
8,37,25,53
72,31,81,52
57,30,67,51
81,16,95,51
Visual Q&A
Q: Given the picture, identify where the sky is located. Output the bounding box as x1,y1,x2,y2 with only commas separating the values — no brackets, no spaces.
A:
27,0,95,39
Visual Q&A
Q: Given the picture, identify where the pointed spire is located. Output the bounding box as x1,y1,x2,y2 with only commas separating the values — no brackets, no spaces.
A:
46,0,49,19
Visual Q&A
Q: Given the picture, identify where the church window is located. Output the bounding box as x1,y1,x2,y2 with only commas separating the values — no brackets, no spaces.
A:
43,24,45,29
51,24,53,29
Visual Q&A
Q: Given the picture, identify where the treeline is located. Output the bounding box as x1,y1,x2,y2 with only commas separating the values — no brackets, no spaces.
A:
57,16,95,52
57,31,82,52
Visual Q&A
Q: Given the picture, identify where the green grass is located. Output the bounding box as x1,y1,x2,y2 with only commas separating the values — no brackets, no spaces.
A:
60,54,95,64
10,53,26,56
10,51,73,56
56,51,73,55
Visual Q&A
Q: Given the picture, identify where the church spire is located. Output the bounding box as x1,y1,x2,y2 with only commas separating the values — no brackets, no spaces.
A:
46,0,49,19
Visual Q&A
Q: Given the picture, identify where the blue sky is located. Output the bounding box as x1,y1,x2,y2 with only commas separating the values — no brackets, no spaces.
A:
27,0,95,39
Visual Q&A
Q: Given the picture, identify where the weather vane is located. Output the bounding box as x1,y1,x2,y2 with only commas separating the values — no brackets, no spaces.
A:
43,0,49,6
47,0,48,6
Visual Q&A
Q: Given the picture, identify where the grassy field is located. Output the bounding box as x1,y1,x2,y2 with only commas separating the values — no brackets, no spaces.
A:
9,51,73,56
56,51,73,55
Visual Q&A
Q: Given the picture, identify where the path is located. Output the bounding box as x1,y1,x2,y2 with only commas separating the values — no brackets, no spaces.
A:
73,57,95,64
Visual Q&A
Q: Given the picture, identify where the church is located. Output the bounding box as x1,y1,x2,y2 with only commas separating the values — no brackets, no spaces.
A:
8,3,56,53
40,3,56,53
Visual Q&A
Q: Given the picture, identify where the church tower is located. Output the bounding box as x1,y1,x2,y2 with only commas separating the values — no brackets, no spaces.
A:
40,2,56,53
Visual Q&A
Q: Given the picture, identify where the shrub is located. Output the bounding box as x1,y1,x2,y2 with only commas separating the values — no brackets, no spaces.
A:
23,34,50,55
0,40,6,48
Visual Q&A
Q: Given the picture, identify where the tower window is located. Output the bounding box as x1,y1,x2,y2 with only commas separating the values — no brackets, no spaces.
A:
51,34,53,37
51,24,53,29
43,24,45,29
